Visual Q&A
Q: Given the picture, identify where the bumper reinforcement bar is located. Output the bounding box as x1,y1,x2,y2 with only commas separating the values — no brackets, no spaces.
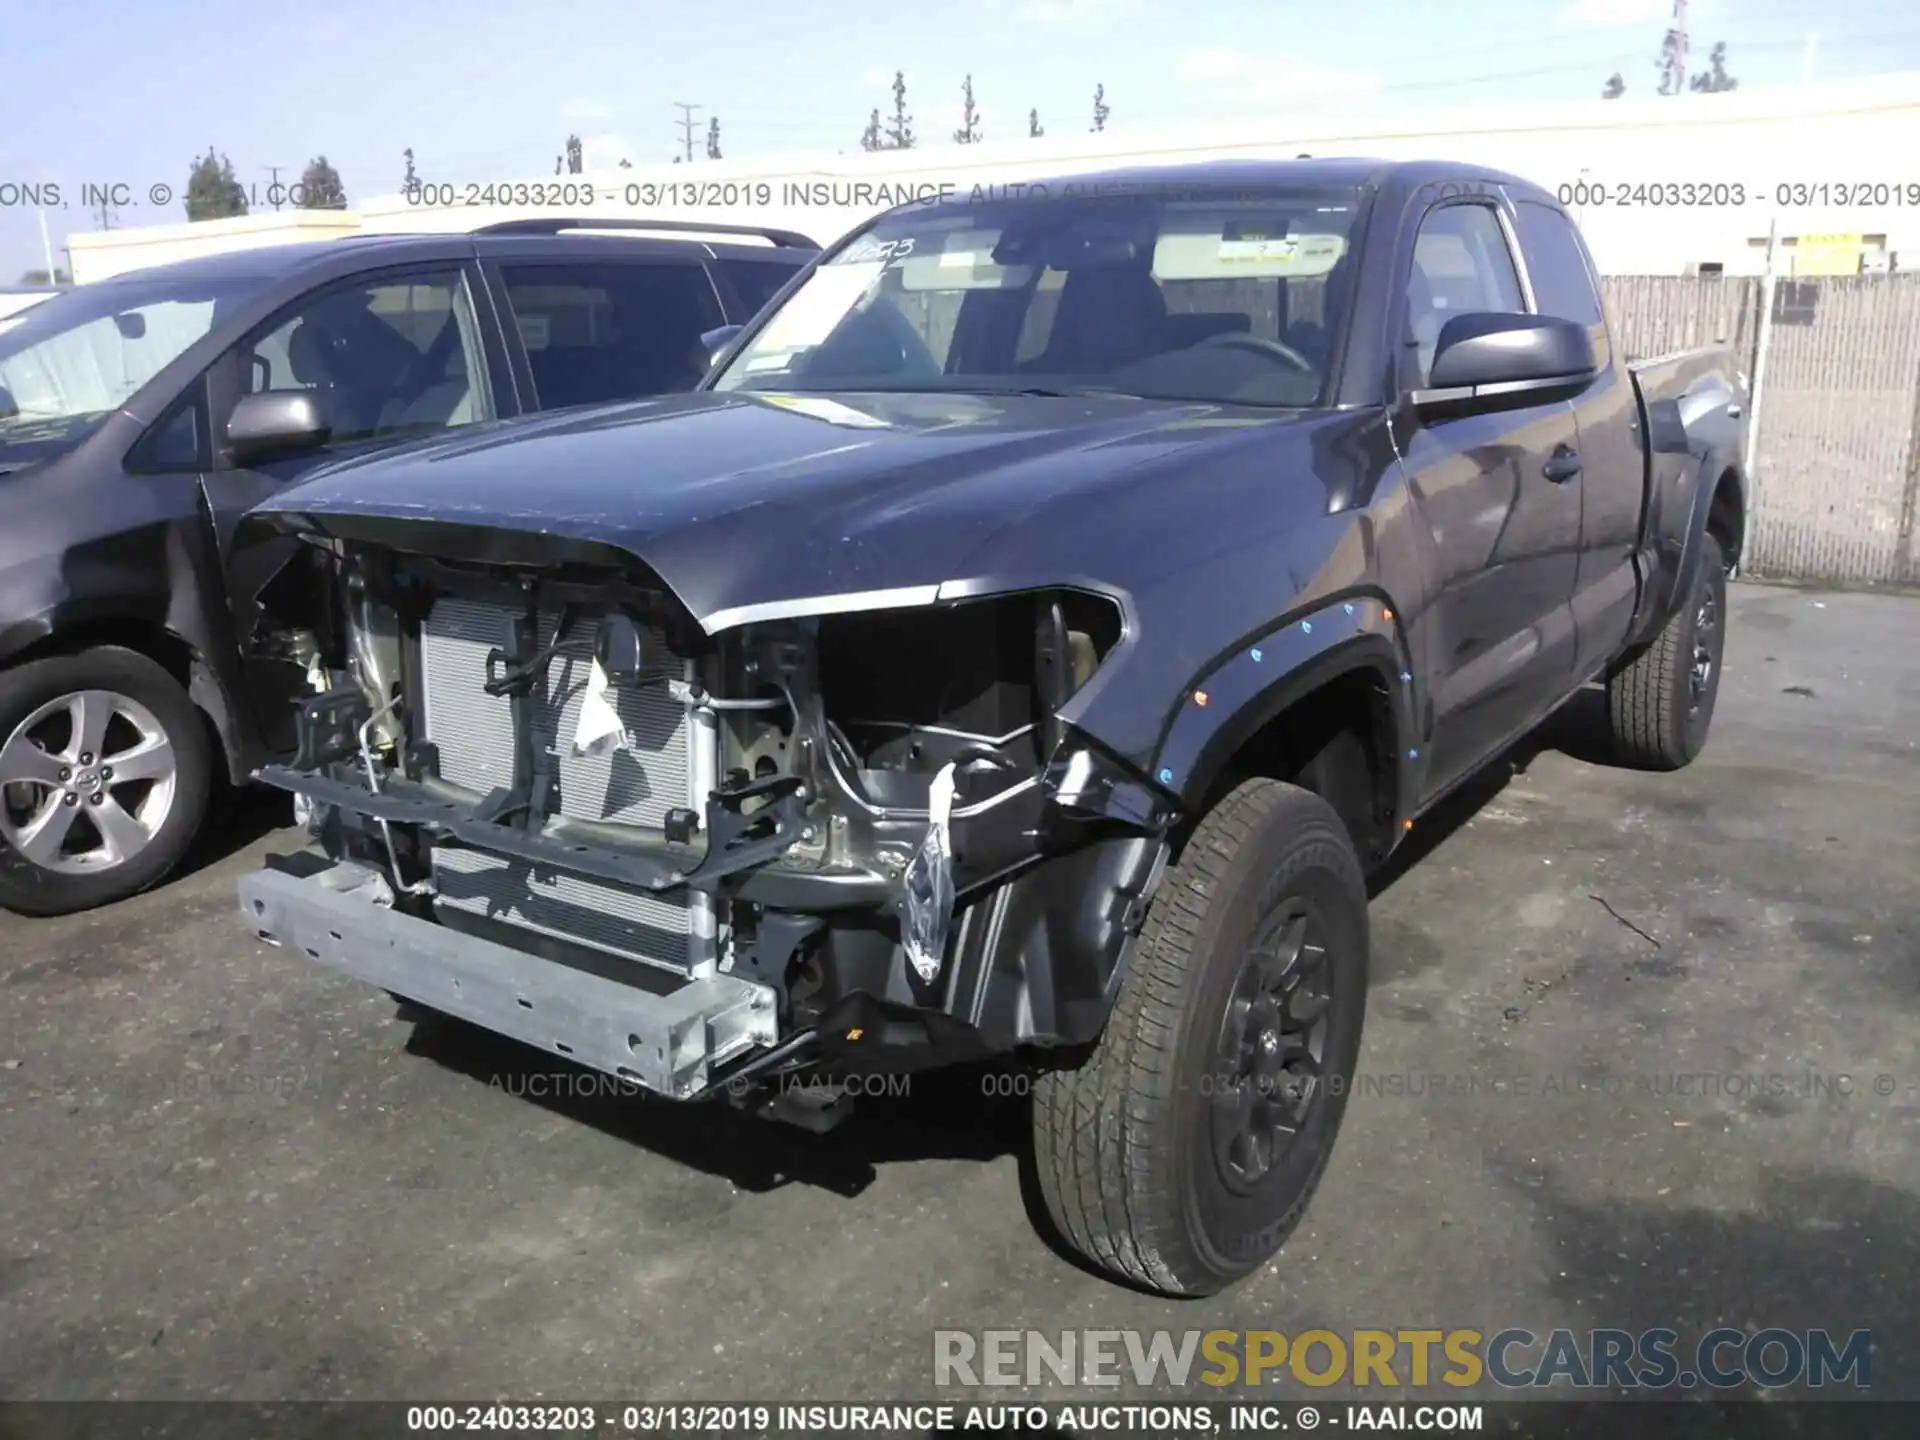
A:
239,862,778,1098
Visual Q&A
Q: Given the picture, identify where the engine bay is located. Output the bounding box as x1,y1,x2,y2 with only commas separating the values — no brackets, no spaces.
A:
242,539,1175,1111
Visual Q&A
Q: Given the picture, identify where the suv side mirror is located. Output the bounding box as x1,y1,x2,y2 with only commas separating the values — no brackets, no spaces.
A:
1416,313,1596,409
701,324,745,370
227,391,331,466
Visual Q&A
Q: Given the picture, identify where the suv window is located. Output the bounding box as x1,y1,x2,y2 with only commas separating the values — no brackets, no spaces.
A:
499,261,725,408
127,385,209,473
241,270,491,445
1513,201,1604,328
1406,204,1526,383
717,257,805,318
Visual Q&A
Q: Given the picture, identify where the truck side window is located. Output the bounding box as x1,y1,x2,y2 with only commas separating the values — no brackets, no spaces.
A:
1513,201,1604,328
1406,204,1526,384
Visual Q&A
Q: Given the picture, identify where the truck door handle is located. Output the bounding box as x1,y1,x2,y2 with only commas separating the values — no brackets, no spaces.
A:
1543,447,1582,483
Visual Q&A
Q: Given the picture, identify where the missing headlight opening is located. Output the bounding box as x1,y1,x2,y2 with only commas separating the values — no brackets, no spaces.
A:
814,588,1121,777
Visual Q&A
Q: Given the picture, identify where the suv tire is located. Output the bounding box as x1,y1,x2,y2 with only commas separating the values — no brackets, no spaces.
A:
0,647,212,916
1031,779,1369,1296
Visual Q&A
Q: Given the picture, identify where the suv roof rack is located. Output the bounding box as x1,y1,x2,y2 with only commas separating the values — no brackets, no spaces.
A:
471,217,818,249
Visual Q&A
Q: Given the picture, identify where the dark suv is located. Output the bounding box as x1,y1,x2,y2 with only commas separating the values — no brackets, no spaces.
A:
0,218,817,915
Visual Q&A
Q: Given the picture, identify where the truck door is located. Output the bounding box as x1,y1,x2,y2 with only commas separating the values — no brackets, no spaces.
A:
1393,198,1584,801
1512,199,1643,679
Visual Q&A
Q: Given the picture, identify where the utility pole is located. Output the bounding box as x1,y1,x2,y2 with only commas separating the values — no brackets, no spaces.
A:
265,163,288,210
673,103,701,163
1667,0,1690,95
37,208,58,284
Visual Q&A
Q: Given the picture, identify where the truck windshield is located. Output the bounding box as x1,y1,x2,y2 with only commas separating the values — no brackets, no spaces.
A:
711,185,1366,408
0,274,265,465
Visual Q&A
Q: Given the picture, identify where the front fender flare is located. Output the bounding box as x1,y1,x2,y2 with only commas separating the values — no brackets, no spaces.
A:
1150,593,1418,821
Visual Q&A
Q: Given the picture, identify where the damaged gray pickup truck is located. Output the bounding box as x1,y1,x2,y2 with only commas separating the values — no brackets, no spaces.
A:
232,159,1746,1296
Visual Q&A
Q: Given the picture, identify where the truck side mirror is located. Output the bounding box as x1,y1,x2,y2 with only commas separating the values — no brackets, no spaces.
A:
1415,313,1596,410
227,390,332,466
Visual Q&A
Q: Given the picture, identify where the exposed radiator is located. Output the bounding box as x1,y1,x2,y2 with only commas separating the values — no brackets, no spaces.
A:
418,597,707,971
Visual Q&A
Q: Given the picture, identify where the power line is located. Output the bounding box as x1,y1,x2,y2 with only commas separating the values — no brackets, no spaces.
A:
673,102,701,162
356,31,1920,186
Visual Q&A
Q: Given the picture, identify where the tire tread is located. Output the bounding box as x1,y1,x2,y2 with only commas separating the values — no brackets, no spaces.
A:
1604,534,1725,770
1032,779,1363,1295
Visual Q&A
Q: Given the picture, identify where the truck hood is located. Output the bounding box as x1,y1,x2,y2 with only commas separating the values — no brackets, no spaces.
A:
244,389,1317,632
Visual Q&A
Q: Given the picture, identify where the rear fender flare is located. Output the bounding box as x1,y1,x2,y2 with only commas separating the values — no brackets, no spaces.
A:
1150,594,1417,821
1643,450,1744,647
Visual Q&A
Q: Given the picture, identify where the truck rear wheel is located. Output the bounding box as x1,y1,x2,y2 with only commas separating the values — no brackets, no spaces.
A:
1602,533,1727,770
1031,779,1369,1296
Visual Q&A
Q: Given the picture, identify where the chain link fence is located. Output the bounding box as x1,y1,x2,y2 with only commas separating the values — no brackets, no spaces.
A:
1601,274,1920,587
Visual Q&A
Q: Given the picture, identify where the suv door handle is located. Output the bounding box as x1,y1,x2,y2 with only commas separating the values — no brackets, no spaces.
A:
1543,447,1582,483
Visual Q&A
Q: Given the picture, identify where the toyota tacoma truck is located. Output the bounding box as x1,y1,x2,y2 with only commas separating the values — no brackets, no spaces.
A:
230,159,1746,1297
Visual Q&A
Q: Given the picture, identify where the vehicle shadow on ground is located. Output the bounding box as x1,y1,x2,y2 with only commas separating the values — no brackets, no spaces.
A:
170,781,293,886
403,686,1631,1272
406,1013,1032,1198
1369,686,1616,899
1500,1162,1919,1426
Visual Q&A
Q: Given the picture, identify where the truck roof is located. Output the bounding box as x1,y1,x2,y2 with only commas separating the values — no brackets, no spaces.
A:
909,155,1558,205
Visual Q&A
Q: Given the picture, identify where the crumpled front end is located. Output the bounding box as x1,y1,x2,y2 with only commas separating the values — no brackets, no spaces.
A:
237,531,1176,1114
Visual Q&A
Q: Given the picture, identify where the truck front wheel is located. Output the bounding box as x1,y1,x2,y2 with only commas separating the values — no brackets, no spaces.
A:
1602,533,1728,770
1031,779,1369,1296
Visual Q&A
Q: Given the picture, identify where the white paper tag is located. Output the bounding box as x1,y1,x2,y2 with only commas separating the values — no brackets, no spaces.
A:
927,761,957,836
902,760,961,984
572,657,628,757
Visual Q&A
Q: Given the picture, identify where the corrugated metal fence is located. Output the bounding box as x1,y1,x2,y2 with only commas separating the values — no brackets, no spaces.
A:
1600,274,1920,587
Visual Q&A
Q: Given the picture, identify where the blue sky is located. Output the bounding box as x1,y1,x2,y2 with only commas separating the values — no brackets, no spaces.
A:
4,0,1918,278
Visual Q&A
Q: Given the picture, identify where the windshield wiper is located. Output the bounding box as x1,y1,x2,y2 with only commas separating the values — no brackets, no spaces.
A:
931,384,1143,400
993,385,1115,398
